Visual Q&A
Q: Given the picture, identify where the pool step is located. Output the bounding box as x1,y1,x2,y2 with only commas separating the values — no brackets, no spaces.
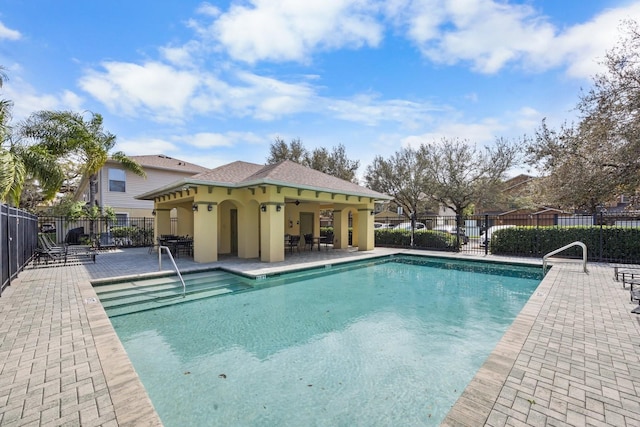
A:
93,270,253,317
95,271,239,300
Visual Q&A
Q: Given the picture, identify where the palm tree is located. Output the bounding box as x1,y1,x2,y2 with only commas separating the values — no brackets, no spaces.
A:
21,110,146,208
0,69,65,207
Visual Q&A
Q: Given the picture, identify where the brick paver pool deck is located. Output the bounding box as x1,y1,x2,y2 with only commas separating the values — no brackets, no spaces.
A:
1,247,639,426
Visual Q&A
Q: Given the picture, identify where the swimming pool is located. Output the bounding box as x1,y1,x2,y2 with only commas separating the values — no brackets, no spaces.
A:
105,255,542,426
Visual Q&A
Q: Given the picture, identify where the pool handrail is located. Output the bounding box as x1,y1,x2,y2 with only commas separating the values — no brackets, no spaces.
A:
158,245,187,297
543,241,587,275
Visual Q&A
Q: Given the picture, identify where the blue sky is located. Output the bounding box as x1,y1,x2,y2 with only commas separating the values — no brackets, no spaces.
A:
1,0,639,179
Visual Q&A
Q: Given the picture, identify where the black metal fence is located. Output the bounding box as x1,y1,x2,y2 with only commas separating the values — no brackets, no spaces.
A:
1,204,39,296
375,212,640,264
37,216,156,247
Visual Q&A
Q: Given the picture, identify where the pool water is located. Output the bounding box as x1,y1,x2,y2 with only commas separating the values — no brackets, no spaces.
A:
108,256,542,426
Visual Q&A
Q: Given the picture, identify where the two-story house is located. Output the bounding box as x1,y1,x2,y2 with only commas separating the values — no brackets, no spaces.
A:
74,154,209,221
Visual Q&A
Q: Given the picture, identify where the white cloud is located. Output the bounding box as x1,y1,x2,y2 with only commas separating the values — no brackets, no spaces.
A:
77,59,324,123
394,0,640,78
3,80,84,120
402,118,505,149
0,21,21,40
396,0,557,73
325,94,439,128
546,4,640,79
116,131,268,169
511,106,543,134
77,56,448,128
203,0,383,63
160,44,197,67
78,61,200,122
174,131,263,148
116,137,179,156
190,70,317,120
196,2,221,17
398,106,551,152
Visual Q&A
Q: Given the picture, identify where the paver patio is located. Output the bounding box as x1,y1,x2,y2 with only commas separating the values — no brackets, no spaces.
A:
1,247,639,426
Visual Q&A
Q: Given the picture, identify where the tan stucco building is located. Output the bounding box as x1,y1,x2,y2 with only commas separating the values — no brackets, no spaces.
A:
136,160,392,263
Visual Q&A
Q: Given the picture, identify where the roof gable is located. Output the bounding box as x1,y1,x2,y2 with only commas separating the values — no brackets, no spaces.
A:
191,161,264,183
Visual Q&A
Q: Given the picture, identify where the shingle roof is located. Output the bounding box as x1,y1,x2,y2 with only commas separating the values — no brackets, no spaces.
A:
123,154,209,174
203,160,388,198
190,161,265,183
137,160,391,200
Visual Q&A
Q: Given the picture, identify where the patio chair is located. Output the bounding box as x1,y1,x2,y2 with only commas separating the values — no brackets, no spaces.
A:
303,234,314,251
324,232,334,249
286,235,300,253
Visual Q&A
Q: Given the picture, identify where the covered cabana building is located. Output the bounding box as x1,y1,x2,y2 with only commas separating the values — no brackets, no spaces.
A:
136,160,393,263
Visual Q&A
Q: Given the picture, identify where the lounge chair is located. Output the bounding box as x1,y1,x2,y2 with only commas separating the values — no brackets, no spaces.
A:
35,237,68,266
613,265,640,287
35,234,96,266
630,281,640,313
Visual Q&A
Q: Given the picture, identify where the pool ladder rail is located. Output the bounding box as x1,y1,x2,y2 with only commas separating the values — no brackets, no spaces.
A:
158,245,187,297
542,241,588,275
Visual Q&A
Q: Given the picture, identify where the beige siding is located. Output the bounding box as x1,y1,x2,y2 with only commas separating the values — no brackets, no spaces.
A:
98,167,196,213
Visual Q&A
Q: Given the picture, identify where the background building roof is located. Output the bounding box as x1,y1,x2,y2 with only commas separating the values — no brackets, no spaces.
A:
122,154,209,174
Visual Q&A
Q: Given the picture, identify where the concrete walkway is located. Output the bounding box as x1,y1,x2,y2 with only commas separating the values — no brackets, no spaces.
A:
0,248,639,426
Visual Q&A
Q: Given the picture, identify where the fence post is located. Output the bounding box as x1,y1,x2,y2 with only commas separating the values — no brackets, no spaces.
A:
1,204,6,296
599,211,604,262
455,215,461,252
484,214,489,255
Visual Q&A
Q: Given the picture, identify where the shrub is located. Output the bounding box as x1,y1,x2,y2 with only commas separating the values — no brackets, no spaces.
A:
110,226,154,247
490,226,640,262
375,229,457,250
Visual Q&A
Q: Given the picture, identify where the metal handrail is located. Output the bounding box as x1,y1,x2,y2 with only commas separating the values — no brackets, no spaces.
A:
158,245,186,297
543,241,588,275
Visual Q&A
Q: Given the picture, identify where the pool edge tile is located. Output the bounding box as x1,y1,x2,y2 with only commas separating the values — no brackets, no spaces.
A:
80,274,163,427
440,259,557,426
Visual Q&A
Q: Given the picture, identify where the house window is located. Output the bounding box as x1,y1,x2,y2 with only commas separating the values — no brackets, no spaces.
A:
115,213,128,226
109,169,126,192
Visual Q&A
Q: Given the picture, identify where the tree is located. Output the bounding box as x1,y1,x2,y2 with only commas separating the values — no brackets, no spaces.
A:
21,111,146,210
307,144,360,183
364,147,435,218
0,70,64,207
266,137,360,183
421,138,520,216
267,137,307,164
526,20,640,212
526,120,618,212
364,139,520,219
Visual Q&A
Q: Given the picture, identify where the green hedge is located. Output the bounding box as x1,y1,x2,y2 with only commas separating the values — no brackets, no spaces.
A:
490,226,640,262
374,229,457,250
321,226,457,250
